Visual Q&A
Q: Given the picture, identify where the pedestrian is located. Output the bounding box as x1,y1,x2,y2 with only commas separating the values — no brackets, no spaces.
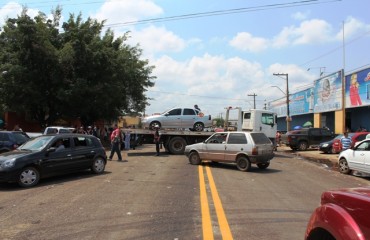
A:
77,126,86,134
275,131,281,147
194,104,201,111
340,132,352,151
153,124,161,156
13,124,23,131
108,124,122,161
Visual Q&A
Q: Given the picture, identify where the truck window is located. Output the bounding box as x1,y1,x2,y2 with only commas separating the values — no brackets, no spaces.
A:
261,113,274,125
227,133,248,144
310,129,321,136
321,129,332,137
183,108,196,115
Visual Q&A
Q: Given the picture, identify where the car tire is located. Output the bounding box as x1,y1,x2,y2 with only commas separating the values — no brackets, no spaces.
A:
330,147,336,154
168,137,187,154
193,122,204,132
149,121,161,130
91,157,106,174
298,141,308,151
257,162,270,169
189,152,201,165
18,167,40,188
236,156,251,172
339,158,351,174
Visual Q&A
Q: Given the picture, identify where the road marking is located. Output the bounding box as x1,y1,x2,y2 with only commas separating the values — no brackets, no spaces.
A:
199,165,214,240
199,164,233,240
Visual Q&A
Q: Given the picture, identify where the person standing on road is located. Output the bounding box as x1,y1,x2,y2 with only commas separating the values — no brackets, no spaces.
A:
109,124,122,161
153,124,161,156
340,132,352,151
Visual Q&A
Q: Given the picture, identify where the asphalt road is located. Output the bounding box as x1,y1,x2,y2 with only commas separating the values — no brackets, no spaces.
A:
0,145,369,240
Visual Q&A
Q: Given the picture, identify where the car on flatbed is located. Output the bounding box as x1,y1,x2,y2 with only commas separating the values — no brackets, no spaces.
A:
184,132,274,171
305,187,370,240
141,107,212,132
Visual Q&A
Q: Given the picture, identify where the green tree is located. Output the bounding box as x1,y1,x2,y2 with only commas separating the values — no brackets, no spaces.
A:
0,7,155,127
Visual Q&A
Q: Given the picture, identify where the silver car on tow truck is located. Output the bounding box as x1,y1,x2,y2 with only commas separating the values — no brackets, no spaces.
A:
184,132,274,171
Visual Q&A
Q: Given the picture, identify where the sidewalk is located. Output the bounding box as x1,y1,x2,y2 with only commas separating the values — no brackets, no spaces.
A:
276,145,339,168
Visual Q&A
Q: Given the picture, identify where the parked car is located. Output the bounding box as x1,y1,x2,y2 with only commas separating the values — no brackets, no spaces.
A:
184,132,274,171
0,131,30,153
319,134,342,154
305,187,370,240
141,107,212,131
0,134,107,187
332,132,370,153
43,126,75,135
281,128,334,151
338,138,370,175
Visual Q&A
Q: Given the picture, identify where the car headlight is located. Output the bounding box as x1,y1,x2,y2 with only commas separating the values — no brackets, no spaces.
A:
0,158,16,170
322,143,328,147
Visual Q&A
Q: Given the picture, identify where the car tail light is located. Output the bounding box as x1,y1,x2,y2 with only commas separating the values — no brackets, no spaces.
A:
252,147,258,155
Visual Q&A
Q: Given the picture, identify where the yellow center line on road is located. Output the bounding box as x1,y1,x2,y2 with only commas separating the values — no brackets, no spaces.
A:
199,163,233,240
199,165,214,240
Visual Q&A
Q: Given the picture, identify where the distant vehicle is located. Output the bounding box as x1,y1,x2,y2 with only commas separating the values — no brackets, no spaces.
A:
319,134,343,154
141,107,212,132
0,134,107,187
0,131,30,153
43,126,75,135
281,128,334,151
305,187,370,240
184,132,274,171
332,132,370,153
338,138,370,175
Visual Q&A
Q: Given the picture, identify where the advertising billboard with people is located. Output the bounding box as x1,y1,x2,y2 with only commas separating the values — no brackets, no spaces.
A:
345,67,370,108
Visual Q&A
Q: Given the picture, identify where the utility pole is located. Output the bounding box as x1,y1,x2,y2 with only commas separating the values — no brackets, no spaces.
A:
273,73,290,131
248,93,257,109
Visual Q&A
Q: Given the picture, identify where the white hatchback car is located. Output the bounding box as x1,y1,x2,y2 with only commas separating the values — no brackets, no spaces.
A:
184,132,274,171
141,107,212,131
338,138,370,175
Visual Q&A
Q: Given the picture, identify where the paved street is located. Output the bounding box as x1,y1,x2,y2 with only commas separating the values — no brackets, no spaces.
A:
0,144,369,240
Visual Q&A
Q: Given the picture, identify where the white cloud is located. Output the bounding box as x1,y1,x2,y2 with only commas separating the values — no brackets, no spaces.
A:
0,2,40,26
335,16,370,40
229,32,268,52
291,11,310,21
129,25,186,55
272,19,333,47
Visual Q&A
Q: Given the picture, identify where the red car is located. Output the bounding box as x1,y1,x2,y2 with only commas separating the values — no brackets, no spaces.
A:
305,187,370,240
332,132,370,153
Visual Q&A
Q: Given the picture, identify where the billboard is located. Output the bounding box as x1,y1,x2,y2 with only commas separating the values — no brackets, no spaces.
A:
345,67,370,108
313,70,343,113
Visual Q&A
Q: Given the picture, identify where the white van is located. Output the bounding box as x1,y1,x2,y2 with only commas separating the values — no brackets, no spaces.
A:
43,126,75,135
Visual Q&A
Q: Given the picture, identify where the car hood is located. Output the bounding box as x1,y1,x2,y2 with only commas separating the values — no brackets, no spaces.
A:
322,187,370,204
0,150,33,162
185,142,204,151
320,140,334,145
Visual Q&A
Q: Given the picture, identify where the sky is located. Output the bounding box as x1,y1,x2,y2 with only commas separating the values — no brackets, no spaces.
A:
1,0,369,119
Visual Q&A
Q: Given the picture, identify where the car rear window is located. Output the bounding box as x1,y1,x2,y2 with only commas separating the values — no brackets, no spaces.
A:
250,133,272,144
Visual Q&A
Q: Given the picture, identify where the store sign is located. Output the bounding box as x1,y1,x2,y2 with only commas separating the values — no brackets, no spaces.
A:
313,71,343,113
345,67,370,108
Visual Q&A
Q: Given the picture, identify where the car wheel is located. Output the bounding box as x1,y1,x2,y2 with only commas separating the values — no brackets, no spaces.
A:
236,156,251,172
18,167,40,188
257,162,270,169
189,152,201,165
298,141,308,151
168,137,187,154
193,122,204,132
91,157,106,174
338,158,350,174
330,147,336,154
149,121,161,130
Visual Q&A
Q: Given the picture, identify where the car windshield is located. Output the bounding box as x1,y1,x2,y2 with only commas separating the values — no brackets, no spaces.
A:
18,135,54,151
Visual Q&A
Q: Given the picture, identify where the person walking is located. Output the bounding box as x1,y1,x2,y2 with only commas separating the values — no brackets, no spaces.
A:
340,132,352,151
153,124,161,156
109,124,122,161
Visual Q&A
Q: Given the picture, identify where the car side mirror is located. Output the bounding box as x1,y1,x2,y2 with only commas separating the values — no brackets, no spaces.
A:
47,147,57,153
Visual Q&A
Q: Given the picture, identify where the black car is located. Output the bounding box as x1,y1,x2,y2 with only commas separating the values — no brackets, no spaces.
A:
319,134,342,154
0,131,30,153
0,134,107,187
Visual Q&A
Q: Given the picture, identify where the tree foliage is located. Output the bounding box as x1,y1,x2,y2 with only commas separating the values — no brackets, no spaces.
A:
0,7,155,127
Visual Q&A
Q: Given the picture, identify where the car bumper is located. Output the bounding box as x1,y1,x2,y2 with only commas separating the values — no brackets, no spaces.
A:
0,169,19,183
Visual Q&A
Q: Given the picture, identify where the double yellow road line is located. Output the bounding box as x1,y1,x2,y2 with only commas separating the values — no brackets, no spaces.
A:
199,164,233,240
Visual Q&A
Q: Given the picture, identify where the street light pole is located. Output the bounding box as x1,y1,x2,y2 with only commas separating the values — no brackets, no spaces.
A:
273,73,290,131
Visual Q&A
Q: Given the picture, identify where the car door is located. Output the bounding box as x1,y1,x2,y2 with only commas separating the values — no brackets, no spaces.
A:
310,129,323,145
351,140,370,173
162,108,182,128
203,133,227,161
40,137,73,175
224,133,249,162
71,136,96,169
181,108,197,128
